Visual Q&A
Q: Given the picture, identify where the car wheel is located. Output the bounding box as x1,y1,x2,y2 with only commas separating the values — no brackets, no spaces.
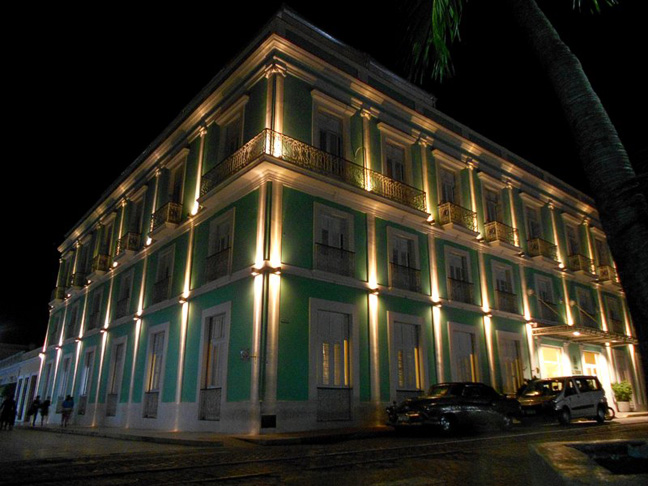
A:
595,405,606,424
500,414,513,431
604,406,615,421
558,407,571,426
440,415,455,434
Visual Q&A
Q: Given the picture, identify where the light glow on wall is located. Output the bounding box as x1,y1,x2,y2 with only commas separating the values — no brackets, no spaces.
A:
91,330,108,427
433,306,444,382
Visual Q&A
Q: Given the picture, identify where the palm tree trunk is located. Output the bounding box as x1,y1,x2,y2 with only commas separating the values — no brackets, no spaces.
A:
504,0,648,396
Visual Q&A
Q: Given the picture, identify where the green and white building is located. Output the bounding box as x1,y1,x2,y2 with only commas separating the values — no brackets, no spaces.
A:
37,8,646,433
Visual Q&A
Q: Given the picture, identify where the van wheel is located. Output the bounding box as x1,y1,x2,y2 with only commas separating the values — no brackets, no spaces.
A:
595,405,606,424
558,407,571,425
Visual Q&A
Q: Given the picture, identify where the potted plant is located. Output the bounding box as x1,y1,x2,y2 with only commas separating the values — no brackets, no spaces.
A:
611,381,633,412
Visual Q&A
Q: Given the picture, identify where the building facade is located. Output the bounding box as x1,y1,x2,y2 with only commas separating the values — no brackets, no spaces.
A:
37,9,646,433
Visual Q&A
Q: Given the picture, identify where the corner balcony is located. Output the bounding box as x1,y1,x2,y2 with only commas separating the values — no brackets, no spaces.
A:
150,202,183,239
568,253,593,274
115,232,141,261
200,129,426,212
87,254,112,281
438,202,477,234
68,271,87,290
597,265,620,286
484,221,518,251
527,238,557,262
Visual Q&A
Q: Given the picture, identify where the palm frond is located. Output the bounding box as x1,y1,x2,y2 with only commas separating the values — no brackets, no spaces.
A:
572,0,618,14
404,0,466,83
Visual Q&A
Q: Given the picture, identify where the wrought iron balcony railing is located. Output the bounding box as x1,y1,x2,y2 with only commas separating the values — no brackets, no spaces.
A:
151,202,183,234
205,247,231,282
91,254,112,273
447,277,475,304
116,232,141,256
314,243,355,277
495,289,518,314
152,277,171,304
568,253,593,272
527,238,557,261
200,129,426,212
68,272,87,289
597,265,617,282
484,221,518,246
390,262,421,292
438,202,477,232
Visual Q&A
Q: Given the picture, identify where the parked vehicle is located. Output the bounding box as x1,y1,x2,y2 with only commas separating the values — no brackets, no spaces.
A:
386,382,521,434
517,375,608,425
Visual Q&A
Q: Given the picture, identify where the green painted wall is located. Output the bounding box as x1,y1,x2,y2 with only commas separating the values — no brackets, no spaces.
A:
283,76,312,143
276,274,370,401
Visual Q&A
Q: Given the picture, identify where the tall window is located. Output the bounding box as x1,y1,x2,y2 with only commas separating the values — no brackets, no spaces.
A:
583,352,599,376
493,263,516,313
317,310,350,388
58,356,72,402
317,111,343,157
565,224,580,256
390,232,420,292
484,188,502,223
87,291,102,330
129,198,144,234
115,271,133,318
594,239,611,266
451,326,479,382
65,305,79,339
79,350,95,398
385,143,406,182
168,163,185,205
153,248,174,303
391,321,421,391
439,167,459,204
206,217,232,282
605,296,624,334
147,331,165,393
525,206,542,239
223,116,243,157
497,334,524,395
100,220,115,255
108,343,126,396
535,276,557,321
576,287,597,327
315,205,354,277
203,314,226,390
447,249,473,304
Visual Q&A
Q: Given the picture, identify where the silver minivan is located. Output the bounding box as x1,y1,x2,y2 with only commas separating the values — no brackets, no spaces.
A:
518,376,608,424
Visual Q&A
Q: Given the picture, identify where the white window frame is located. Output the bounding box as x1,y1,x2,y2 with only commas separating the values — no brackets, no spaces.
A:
377,123,416,185
564,222,581,257
387,226,421,292
387,312,428,400
66,303,80,340
197,302,232,393
444,246,472,284
213,95,249,161
496,330,526,395
144,323,169,396
534,274,556,305
448,322,482,382
107,337,127,397
539,345,563,378
117,268,135,311
155,246,175,300
308,298,359,402
78,347,96,398
311,90,356,162
313,203,355,251
57,354,73,400
208,209,235,258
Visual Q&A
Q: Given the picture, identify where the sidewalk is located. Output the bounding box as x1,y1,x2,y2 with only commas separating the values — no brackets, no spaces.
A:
15,412,647,448
15,423,391,448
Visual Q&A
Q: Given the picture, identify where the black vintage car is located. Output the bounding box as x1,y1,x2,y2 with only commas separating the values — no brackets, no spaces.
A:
386,382,521,434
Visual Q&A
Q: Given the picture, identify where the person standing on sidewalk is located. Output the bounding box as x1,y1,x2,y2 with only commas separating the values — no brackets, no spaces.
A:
40,397,51,426
28,396,41,426
61,395,73,427
0,395,16,430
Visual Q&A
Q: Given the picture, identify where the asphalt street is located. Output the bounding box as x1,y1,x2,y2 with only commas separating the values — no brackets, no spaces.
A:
0,416,646,485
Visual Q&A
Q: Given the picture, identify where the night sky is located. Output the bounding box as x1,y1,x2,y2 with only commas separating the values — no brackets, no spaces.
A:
3,1,645,348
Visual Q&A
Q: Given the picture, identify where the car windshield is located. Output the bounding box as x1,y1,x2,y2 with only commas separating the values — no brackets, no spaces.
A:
427,384,463,397
521,379,564,397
